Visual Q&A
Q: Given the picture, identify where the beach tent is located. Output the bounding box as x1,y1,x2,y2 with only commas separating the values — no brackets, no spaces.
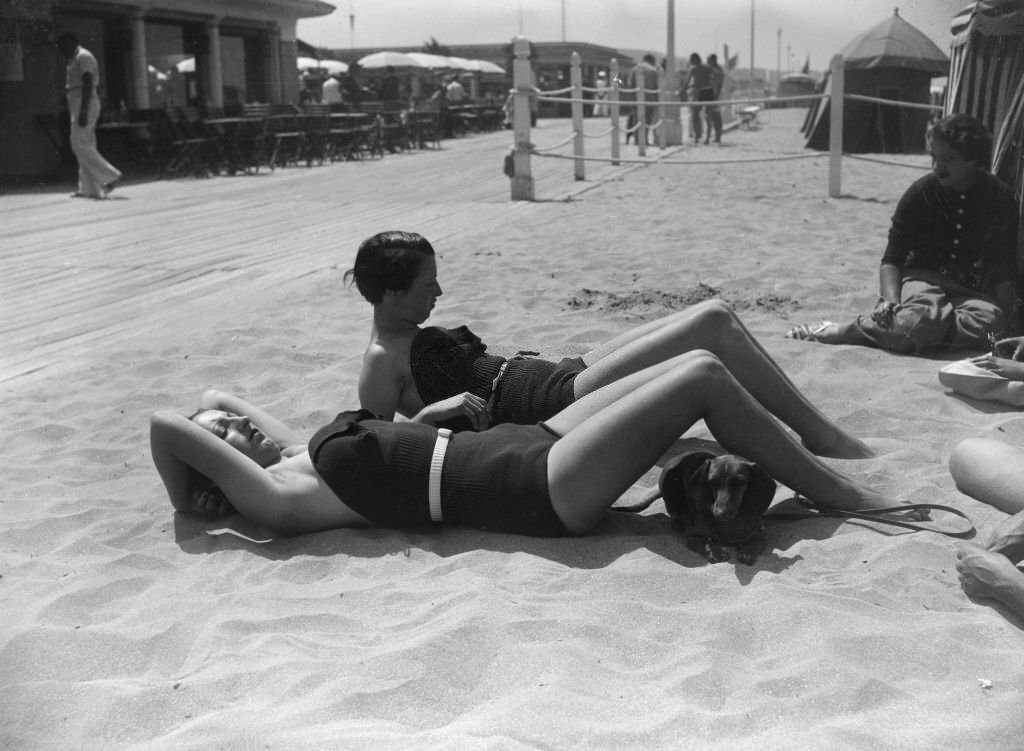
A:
803,9,949,153
946,0,1024,219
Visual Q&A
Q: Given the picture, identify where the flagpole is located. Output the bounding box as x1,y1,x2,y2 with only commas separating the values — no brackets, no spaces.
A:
749,0,755,94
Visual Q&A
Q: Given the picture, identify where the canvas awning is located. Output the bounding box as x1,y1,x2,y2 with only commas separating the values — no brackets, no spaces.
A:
840,8,949,75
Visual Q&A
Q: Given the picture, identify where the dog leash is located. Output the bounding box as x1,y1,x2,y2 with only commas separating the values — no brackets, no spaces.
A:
766,496,976,539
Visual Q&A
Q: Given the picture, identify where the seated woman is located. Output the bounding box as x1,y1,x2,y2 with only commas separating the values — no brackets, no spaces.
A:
347,230,871,459
152,354,895,539
949,437,1024,620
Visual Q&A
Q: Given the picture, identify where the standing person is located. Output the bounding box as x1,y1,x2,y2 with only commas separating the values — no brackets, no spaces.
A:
705,53,725,145
682,53,713,145
787,114,1019,355
443,75,467,137
321,74,342,105
379,66,400,101
592,70,609,117
628,54,660,144
56,32,121,199
340,62,365,110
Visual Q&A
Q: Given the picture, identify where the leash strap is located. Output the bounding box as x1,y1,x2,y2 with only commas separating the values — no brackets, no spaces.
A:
767,497,976,539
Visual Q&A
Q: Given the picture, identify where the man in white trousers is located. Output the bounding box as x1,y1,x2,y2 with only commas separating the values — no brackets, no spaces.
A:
57,32,122,199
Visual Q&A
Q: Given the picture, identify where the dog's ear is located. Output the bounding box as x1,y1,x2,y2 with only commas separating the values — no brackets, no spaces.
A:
660,451,713,519
743,464,777,515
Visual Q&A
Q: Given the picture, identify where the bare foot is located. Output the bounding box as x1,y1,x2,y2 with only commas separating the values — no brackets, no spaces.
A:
786,321,849,345
957,544,1023,600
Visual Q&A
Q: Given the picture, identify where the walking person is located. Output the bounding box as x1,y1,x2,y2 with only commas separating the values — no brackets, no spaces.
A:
57,32,121,199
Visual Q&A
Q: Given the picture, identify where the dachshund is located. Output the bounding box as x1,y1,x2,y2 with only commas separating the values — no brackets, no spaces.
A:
616,444,776,564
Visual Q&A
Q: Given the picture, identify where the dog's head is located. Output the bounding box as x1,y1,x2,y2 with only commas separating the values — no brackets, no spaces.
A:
704,454,756,521
661,450,776,545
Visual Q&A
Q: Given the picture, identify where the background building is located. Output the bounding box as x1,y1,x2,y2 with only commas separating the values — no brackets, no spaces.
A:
0,0,334,181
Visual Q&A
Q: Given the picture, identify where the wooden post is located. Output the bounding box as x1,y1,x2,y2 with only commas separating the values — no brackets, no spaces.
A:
828,53,844,198
510,36,535,201
636,69,647,157
610,58,621,166
570,51,585,181
657,67,667,150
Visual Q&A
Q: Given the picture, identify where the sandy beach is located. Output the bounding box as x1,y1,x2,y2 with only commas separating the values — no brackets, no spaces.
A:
3,109,1023,749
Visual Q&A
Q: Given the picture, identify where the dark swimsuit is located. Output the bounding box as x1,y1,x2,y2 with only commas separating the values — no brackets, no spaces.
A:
308,410,569,537
410,325,586,431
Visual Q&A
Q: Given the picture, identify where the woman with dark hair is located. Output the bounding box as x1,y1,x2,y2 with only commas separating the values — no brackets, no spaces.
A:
345,230,872,460
152,365,894,538
787,113,1018,353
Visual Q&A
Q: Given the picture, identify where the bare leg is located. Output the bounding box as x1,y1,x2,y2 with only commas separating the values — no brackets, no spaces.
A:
577,300,872,458
545,352,890,534
949,438,1024,516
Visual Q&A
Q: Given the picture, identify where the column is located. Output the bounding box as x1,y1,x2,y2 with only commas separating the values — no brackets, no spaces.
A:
206,20,223,109
130,12,149,108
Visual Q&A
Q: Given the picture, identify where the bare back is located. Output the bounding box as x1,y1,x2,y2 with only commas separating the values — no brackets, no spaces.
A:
358,326,427,420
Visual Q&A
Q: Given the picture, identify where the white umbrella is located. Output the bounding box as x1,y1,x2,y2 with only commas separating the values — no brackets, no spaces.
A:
473,59,506,75
318,59,349,75
357,50,425,70
297,56,348,75
405,52,455,70
446,56,477,72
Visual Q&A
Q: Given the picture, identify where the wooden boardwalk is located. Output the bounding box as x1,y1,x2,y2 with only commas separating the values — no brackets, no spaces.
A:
1,118,651,388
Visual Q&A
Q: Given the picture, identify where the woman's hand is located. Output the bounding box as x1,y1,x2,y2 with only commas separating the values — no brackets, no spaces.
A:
190,486,236,519
427,392,492,431
992,336,1024,361
969,354,1024,381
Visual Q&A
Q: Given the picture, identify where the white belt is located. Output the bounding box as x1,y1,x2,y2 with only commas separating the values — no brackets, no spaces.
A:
428,428,452,523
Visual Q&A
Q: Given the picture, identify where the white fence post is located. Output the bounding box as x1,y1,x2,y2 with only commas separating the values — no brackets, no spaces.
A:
570,51,585,181
510,36,535,201
610,58,621,166
828,53,845,199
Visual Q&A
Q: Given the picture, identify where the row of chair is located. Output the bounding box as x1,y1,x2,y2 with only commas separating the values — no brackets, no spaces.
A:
99,104,445,179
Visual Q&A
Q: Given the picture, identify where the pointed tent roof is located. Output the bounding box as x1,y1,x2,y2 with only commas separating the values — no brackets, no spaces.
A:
840,8,949,75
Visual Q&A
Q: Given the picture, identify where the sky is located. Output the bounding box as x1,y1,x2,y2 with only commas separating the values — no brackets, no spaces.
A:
297,0,966,73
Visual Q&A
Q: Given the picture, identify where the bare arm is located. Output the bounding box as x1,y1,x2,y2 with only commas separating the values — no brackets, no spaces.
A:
358,347,489,429
878,262,901,303
198,389,305,450
150,410,283,516
357,347,403,421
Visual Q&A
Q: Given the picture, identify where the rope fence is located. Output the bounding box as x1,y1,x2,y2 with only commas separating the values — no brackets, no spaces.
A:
506,38,942,201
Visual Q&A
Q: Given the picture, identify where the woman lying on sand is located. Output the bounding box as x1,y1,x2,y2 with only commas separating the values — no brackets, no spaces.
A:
347,231,871,460
151,352,894,539
950,438,1024,621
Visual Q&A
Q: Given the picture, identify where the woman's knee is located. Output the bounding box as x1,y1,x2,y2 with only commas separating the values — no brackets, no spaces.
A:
950,437,989,472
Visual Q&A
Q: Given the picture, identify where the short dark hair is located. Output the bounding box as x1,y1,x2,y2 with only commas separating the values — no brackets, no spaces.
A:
689,52,702,65
927,114,993,168
345,231,436,304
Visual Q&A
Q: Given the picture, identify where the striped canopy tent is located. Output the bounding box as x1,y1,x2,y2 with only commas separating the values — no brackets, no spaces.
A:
803,9,948,153
947,0,1024,224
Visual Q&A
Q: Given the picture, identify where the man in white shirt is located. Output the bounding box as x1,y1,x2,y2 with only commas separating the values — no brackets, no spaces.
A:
57,32,122,199
321,74,342,105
